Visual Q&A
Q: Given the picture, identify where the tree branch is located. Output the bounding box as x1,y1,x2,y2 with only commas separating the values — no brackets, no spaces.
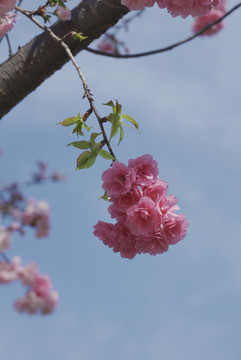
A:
0,0,128,120
86,2,241,59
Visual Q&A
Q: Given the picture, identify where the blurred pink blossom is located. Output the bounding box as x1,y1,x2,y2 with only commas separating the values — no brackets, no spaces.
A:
55,5,71,21
121,0,155,10
122,0,220,18
156,0,219,18
17,261,39,286
22,199,50,238
14,288,59,315
98,41,116,54
192,0,226,36
0,226,13,252
0,256,21,283
0,12,16,38
14,272,59,315
0,0,16,16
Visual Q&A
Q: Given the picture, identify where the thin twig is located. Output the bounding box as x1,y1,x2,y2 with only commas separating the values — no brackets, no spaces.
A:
15,5,116,159
5,35,12,57
86,2,241,59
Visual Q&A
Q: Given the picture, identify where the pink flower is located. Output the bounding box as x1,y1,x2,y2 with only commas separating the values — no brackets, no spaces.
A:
0,0,16,16
14,274,59,315
98,41,116,54
102,162,135,198
22,199,50,238
113,222,137,259
17,262,39,286
94,155,189,258
121,0,155,10
162,212,189,244
55,5,71,21
192,8,225,36
156,0,219,18
128,154,159,187
126,196,161,236
0,226,13,252
135,232,169,255
14,289,59,315
93,221,115,248
110,185,142,214
143,178,168,202
0,12,16,38
0,256,21,283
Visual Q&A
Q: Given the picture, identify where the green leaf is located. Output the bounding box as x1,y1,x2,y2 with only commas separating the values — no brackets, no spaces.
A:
98,191,109,201
58,0,65,7
57,117,77,127
72,32,88,41
118,125,124,145
98,149,116,160
72,117,92,136
109,113,120,141
76,151,97,170
121,114,140,132
103,100,115,108
90,132,101,145
67,141,90,149
115,99,122,115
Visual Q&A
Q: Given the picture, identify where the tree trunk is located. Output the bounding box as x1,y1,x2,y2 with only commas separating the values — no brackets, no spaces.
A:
0,0,128,120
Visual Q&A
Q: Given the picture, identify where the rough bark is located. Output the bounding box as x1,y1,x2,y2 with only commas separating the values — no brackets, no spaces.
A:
0,0,128,120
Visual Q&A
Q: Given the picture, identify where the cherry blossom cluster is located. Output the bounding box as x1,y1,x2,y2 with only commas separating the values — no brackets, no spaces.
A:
192,0,226,36
94,155,189,259
121,0,220,18
0,158,65,314
0,0,17,38
0,256,58,314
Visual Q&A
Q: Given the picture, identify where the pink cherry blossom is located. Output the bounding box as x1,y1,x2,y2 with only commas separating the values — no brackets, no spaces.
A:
94,155,189,258
17,262,39,286
22,199,50,238
14,289,59,315
93,221,115,248
156,0,219,18
98,41,116,54
0,226,12,252
0,12,16,38
14,274,59,315
162,212,189,244
135,232,169,255
0,0,16,16
192,7,225,36
126,196,161,236
113,222,137,259
55,5,71,21
110,185,142,214
121,0,155,10
102,161,135,198
0,256,21,283
143,178,168,202
128,154,159,187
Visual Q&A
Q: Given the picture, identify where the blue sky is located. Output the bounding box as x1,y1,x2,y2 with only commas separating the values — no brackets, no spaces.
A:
1,1,241,359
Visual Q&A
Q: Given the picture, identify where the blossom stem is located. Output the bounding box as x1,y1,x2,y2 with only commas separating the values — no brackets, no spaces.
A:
15,5,116,160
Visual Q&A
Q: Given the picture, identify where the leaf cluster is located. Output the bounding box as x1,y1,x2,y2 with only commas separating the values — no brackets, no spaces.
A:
104,100,139,145
58,115,115,170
